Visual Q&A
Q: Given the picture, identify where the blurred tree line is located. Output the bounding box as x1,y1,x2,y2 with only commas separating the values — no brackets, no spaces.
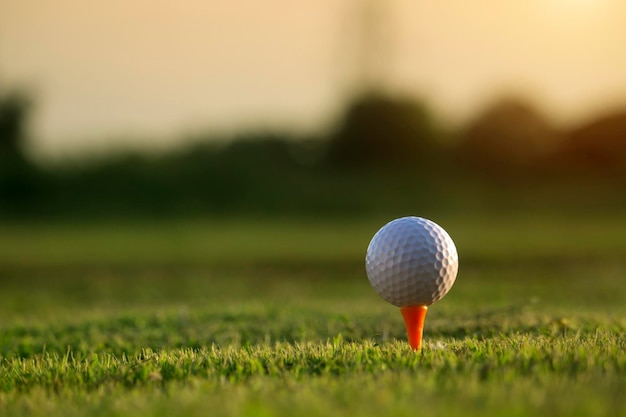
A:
1,88,626,219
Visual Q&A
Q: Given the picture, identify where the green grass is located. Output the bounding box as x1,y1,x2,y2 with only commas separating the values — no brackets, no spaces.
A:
1,212,625,416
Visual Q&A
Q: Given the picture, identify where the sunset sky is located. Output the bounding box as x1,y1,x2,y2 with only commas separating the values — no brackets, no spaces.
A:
2,0,626,158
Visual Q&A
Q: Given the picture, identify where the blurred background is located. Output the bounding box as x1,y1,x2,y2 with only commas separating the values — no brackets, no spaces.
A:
2,0,626,219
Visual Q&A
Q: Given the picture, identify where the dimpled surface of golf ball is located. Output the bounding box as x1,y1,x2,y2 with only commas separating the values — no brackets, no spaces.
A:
366,216,458,307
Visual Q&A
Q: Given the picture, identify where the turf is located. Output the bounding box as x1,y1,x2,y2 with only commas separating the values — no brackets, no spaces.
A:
1,213,625,416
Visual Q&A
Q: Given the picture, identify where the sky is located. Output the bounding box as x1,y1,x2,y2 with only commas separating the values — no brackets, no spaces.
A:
2,0,626,158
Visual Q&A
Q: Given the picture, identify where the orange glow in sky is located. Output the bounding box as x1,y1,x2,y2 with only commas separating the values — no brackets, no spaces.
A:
1,0,626,157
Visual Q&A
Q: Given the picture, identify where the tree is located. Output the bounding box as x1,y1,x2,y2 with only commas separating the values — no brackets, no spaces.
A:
0,91,40,215
561,109,626,174
325,92,440,170
457,96,560,174
0,91,31,165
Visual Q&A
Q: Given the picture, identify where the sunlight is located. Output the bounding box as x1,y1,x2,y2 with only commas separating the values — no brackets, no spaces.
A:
546,0,607,15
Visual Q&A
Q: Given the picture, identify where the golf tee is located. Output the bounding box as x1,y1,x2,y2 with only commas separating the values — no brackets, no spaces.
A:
400,305,428,350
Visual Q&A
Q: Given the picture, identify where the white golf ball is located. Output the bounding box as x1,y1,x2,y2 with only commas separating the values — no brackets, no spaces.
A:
366,216,458,307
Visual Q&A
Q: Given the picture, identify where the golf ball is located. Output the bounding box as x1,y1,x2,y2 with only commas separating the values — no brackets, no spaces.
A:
366,216,458,307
